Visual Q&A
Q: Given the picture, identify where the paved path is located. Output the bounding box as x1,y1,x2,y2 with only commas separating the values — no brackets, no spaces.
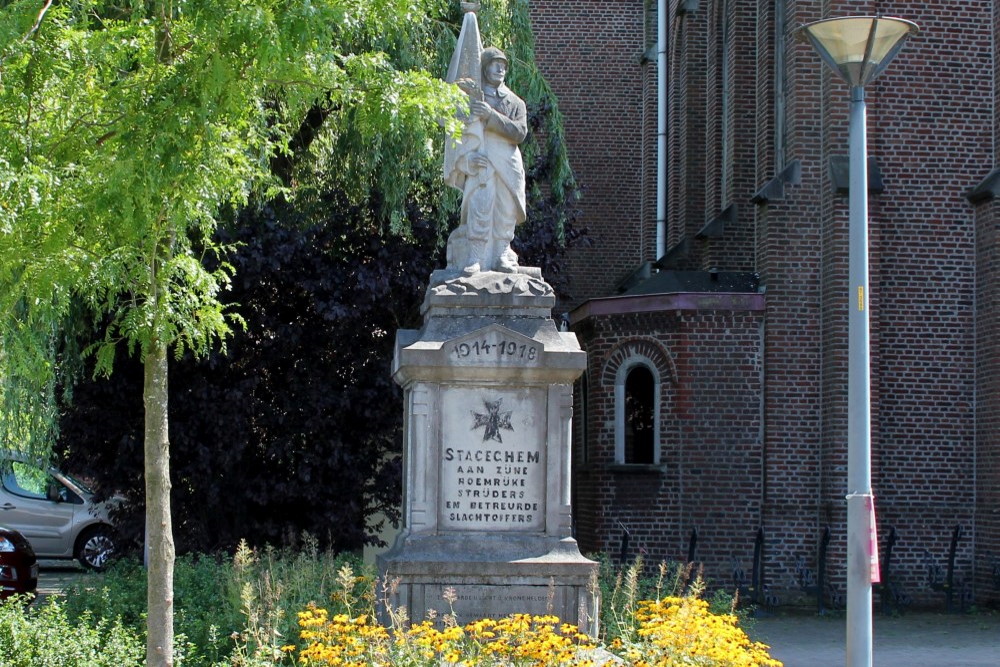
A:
751,611,1000,666
35,560,89,603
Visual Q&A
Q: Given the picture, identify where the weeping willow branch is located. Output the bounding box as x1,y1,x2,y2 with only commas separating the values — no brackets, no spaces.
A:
22,0,54,43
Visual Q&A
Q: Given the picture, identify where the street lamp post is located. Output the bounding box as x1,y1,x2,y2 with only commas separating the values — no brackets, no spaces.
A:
796,15,918,667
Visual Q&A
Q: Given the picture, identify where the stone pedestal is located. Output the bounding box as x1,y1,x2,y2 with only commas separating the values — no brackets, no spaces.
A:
378,269,598,632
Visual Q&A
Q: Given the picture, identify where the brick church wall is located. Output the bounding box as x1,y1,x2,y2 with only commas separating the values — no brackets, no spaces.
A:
528,0,649,305
532,0,998,607
746,0,988,605
570,295,764,587
977,0,1000,604
818,1,985,606
974,196,1000,606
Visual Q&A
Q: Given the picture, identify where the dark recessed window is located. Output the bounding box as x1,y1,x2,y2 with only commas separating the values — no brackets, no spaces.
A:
624,365,656,464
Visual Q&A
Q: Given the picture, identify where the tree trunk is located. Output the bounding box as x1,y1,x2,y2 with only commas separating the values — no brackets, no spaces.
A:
144,340,174,666
148,5,176,663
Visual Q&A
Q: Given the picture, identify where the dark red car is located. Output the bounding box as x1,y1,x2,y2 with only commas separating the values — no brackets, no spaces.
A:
0,525,37,601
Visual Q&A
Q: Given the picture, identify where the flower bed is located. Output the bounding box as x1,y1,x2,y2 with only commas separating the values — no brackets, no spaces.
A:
292,571,781,667
0,544,781,666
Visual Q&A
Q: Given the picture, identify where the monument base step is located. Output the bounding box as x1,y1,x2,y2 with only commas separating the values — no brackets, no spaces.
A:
378,536,598,634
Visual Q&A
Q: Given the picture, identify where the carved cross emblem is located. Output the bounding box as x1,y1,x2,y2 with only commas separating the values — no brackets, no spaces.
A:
471,398,514,443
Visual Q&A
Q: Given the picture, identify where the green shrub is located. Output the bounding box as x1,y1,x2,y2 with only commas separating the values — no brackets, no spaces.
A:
59,536,368,666
221,538,371,665
0,596,144,667
61,553,240,663
591,553,690,644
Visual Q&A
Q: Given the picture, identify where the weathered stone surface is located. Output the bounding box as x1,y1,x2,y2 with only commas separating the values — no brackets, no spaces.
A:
439,386,546,532
427,268,550,299
379,267,597,633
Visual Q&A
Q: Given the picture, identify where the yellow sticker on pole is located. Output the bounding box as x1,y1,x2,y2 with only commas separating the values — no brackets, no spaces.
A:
858,286,865,311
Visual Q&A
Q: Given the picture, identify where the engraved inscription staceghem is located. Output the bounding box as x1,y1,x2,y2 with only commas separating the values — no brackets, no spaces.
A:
472,398,514,443
439,387,545,531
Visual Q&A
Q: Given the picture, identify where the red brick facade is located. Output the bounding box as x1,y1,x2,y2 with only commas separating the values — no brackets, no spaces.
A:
569,295,765,588
528,1,650,301
530,0,1000,608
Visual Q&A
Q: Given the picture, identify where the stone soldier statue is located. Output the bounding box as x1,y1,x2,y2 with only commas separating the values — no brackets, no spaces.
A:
444,40,528,275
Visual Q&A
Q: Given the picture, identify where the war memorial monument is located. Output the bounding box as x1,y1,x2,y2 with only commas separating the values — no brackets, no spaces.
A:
377,5,598,631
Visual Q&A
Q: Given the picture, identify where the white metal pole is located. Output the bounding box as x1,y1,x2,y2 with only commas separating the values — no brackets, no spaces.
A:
845,84,873,667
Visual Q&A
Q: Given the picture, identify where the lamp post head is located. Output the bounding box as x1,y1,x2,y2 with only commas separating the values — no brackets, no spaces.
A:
797,16,918,88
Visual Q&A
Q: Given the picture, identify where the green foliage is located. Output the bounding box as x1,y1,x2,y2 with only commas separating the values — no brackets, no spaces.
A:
593,554,689,644
0,322,62,461
56,0,586,554
1,0,581,457
1,1,582,660
59,538,369,666
593,554,756,646
63,557,230,660
0,0,464,452
0,597,144,667
286,0,577,233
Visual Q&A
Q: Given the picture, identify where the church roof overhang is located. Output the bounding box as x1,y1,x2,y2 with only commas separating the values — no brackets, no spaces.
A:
568,291,765,327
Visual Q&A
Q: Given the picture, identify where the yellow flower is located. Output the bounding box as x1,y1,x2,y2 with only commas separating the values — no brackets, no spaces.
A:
292,588,778,667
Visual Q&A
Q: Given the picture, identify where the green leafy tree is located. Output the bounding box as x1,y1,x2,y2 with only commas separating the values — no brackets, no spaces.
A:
0,1,461,664
51,0,586,559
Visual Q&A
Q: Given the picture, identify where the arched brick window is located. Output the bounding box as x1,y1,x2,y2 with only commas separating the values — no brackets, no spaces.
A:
604,340,674,465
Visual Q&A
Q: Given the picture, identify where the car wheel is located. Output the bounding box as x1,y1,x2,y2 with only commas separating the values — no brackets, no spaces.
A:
75,526,116,571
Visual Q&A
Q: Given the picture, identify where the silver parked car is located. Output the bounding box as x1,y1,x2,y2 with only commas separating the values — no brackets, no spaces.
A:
0,454,118,570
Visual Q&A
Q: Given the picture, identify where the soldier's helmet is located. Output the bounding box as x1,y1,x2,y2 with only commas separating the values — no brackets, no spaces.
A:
481,47,509,69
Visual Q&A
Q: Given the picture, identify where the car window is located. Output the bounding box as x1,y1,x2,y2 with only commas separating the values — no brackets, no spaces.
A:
2,461,55,500
59,470,94,495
